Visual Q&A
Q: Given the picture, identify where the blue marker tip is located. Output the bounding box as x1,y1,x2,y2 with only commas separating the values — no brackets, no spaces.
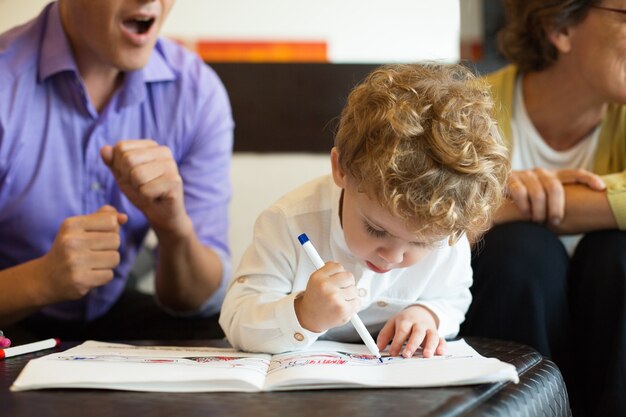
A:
297,233,309,245
378,357,383,364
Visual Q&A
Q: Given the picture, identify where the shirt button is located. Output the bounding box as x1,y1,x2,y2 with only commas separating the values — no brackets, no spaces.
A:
358,288,367,297
377,301,388,308
293,332,304,341
236,277,246,284
91,181,101,191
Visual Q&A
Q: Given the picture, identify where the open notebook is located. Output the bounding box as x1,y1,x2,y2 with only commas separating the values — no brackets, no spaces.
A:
11,339,519,392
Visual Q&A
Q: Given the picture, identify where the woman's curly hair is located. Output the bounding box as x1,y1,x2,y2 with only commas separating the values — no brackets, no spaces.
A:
335,63,510,244
498,0,599,72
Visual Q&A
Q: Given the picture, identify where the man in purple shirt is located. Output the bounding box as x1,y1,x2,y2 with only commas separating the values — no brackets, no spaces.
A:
0,0,234,342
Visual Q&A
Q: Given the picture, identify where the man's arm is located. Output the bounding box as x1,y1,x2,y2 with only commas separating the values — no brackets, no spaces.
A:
101,141,227,313
99,61,234,314
0,206,126,327
152,220,224,312
0,259,50,327
494,184,617,234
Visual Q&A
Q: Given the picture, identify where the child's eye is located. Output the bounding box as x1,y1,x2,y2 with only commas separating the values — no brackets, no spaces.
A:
364,222,387,238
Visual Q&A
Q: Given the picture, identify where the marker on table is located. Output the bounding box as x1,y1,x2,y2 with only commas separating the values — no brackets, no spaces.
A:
0,338,60,360
298,233,383,363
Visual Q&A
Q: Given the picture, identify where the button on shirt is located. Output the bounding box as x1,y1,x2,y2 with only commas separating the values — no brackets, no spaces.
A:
0,3,234,321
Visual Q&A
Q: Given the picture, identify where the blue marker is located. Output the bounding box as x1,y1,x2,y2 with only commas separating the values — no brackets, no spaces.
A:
298,233,383,363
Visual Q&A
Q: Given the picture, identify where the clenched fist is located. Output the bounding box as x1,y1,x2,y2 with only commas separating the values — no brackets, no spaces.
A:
41,205,127,302
101,140,192,238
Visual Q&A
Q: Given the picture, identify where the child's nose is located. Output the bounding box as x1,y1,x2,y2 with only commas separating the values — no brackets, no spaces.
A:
377,246,404,264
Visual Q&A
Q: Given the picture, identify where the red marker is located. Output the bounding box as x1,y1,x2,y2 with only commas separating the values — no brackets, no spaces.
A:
0,338,60,360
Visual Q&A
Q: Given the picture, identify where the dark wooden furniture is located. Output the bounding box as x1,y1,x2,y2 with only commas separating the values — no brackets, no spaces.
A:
0,338,570,417
211,63,379,153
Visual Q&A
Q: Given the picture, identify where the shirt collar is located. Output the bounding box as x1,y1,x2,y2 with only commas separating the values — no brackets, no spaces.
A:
116,42,177,109
38,2,78,82
142,42,177,83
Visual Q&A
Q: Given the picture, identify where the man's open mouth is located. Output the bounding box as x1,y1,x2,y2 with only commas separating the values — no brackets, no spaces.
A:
122,16,156,35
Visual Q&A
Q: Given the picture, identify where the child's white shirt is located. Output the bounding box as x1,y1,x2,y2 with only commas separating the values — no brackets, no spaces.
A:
219,175,472,353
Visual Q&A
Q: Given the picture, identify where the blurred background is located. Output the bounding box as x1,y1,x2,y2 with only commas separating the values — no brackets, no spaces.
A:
0,0,506,73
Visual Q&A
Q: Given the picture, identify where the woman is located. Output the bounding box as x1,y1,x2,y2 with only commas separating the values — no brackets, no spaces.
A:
461,1,626,416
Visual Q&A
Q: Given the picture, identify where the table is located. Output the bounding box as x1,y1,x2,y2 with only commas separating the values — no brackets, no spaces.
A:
0,338,571,417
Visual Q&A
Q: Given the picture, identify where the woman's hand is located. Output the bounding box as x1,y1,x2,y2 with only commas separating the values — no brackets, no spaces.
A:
507,168,605,225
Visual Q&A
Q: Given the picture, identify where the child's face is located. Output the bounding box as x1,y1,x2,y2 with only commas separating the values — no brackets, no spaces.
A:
330,148,436,273
339,182,435,273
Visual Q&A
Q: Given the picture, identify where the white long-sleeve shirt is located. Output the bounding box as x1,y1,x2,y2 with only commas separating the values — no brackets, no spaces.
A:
219,175,472,354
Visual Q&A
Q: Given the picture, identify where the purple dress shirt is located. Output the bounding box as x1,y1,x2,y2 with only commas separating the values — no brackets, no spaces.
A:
0,3,234,321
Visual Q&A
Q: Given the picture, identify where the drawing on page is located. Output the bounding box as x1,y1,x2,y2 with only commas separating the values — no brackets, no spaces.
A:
268,348,473,374
57,354,270,373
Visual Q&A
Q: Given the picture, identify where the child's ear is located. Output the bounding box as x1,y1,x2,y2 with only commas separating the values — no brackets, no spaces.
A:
330,147,347,188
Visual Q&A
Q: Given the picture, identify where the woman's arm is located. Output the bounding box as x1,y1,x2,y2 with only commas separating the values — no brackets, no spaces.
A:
494,184,617,234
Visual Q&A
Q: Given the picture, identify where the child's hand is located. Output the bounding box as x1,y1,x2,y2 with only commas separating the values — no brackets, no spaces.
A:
295,262,360,333
376,305,447,358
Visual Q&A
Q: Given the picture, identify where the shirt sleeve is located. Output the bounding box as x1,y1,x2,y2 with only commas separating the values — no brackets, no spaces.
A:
411,237,473,339
162,63,234,316
219,205,324,353
603,171,626,231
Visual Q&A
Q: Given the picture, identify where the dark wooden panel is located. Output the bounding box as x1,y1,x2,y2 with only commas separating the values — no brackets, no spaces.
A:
210,63,380,153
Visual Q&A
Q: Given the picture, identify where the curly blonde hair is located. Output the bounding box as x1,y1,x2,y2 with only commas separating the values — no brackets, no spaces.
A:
335,63,510,244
